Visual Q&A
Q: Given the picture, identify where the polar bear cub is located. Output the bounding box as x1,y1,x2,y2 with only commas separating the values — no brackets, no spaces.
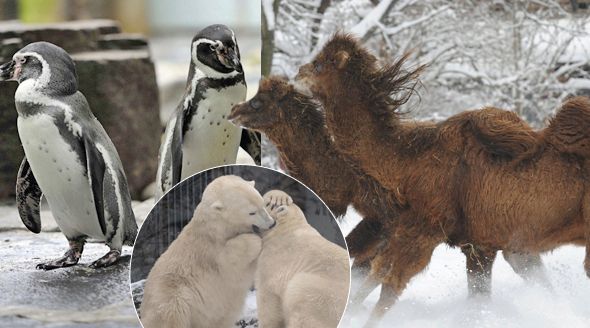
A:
256,190,351,328
140,175,275,328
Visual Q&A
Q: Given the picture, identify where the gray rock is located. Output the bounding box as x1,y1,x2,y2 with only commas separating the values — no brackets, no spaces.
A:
74,50,160,200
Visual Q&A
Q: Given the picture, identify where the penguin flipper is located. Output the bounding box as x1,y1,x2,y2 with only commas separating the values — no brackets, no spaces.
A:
84,137,108,236
16,157,43,233
171,107,184,185
157,107,184,196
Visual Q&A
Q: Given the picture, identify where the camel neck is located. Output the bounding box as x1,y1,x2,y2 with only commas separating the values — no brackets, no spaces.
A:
322,80,408,188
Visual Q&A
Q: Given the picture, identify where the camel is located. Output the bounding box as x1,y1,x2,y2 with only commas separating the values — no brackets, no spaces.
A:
295,33,590,327
229,76,549,296
229,76,398,267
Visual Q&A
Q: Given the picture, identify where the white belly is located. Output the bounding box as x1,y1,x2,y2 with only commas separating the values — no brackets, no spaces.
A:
181,85,245,179
17,114,104,240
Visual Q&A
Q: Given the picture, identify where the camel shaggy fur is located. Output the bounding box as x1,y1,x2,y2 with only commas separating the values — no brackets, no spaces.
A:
296,33,590,326
230,76,548,296
229,76,398,266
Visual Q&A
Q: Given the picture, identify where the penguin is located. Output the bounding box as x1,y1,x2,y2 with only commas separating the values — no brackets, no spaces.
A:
0,42,137,270
155,24,257,199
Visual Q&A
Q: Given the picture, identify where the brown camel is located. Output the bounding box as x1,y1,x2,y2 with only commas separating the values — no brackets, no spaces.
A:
229,76,398,267
295,33,590,327
229,76,549,295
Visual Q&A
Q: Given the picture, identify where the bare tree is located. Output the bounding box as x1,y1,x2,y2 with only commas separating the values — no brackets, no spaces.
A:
269,0,590,126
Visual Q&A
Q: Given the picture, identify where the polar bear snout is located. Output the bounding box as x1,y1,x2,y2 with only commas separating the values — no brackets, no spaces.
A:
252,208,276,234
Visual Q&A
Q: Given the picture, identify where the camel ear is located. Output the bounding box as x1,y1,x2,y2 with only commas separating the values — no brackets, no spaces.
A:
334,50,350,69
211,201,224,211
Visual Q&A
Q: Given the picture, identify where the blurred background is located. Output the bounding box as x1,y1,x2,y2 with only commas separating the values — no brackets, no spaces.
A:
0,0,262,201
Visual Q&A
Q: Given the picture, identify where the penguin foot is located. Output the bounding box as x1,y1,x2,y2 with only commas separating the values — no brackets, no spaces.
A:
89,250,121,269
36,248,82,270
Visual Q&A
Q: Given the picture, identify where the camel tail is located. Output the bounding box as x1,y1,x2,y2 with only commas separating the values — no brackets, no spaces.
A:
469,108,539,161
545,96,590,159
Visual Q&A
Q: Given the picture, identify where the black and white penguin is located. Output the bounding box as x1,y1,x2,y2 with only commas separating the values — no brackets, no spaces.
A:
0,42,137,270
155,24,255,199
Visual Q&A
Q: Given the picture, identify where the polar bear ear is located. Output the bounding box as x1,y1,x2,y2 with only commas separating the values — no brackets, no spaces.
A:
211,201,224,211
248,180,255,187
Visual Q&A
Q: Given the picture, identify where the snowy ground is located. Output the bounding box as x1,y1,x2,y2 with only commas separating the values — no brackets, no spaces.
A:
339,208,590,328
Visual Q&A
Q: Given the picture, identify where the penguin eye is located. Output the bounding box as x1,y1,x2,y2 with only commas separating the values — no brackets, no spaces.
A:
209,44,216,51
17,57,26,64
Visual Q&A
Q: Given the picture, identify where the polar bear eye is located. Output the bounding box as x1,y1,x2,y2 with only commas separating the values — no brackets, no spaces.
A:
249,211,256,216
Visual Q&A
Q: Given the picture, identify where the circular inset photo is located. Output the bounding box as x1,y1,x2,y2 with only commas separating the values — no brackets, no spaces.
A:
130,164,350,328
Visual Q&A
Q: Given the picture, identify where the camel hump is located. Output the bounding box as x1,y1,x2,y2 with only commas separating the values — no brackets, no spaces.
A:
468,107,539,160
545,96,590,158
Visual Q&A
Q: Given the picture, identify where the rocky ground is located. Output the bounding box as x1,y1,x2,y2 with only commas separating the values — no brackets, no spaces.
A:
0,200,153,328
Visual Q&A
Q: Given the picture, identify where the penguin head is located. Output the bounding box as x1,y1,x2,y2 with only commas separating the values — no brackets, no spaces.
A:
190,24,243,78
0,41,77,96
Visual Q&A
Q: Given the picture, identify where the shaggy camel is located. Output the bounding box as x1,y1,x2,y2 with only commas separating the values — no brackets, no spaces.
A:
229,76,397,266
296,33,590,326
229,76,548,294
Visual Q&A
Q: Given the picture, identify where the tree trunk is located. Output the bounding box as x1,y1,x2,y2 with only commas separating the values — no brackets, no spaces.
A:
261,0,281,77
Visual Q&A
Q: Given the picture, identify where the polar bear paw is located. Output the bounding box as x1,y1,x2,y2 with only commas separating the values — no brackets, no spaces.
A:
269,205,289,218
263,190,293,210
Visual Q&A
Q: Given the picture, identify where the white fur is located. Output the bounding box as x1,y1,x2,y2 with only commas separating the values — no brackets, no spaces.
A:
256,190,350,328
140,176,274,328
17,113,103,240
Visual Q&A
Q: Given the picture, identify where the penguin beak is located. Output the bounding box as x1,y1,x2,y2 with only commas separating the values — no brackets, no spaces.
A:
0,60,15,81
217,46,241,72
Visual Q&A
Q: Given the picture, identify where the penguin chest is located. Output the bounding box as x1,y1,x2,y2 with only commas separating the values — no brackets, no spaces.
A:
181,84,245,178
17,114,104,240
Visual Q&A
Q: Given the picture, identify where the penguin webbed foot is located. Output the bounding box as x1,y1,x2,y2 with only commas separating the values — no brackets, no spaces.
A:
36,248,82,270
89,249,121,269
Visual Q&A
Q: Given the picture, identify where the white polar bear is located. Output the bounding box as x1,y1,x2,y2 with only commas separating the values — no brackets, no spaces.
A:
256,190,351,328
140,175,276,328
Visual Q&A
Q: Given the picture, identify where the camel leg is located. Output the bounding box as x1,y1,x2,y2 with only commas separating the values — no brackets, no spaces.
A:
461,244,497,297
347,218,384,259
363,225,441,328
503,251,551,288
347,272,382,316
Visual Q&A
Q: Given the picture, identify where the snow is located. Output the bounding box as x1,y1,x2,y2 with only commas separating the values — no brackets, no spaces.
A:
340,208,590,328
350,0,396,38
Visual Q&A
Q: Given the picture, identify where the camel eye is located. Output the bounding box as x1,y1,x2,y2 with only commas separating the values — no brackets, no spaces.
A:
250,99,262,110
314,62,323,73
249,212,256,216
